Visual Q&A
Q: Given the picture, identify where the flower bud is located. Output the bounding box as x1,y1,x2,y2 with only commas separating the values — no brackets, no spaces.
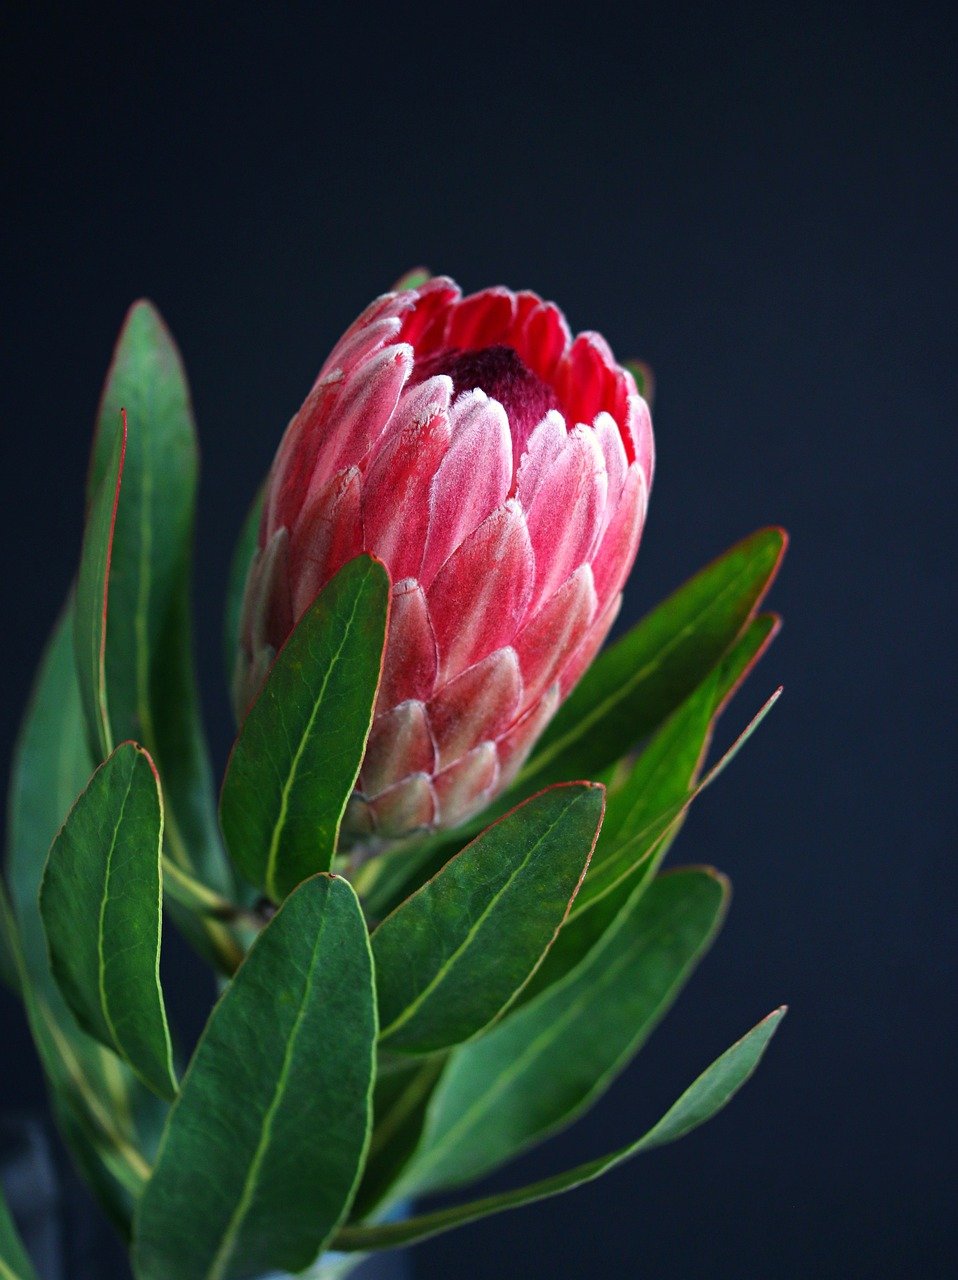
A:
237,278,654,838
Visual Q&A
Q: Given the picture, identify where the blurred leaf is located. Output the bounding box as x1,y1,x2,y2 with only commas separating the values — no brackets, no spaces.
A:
40,742,176,1101
0,1181,39,1280
0,891,18,994
74,411,125,759
132,875,377,1280
336,1007,786,1250
220,555,389,902
374,783,604,1055
89,301,233,900
392,869,728,1197
350,1056,445,1221
624,358,655,406
222,484,264,689
516,526,786,794
391,267,431,291
5,607,155,1233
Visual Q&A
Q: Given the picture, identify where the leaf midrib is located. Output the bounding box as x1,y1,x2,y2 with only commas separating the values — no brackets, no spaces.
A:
264,569,371,901
378,796,584,1042
407,890,714,1188
205,906,328,1280
96,763,135,1055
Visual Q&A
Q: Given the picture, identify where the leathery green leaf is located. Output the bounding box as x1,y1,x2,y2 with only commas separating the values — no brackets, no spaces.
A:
39,741,176,1101
74,410,126,760
373,783,604,1054
220,555,389,902
6,607,157,1232
522,678,780,1008
0,1181,39,1280
132,875,377,1280
335,1008,786,1251
91,301,234,903
515,526,786,794
390,869,729,1198
574,613,780,918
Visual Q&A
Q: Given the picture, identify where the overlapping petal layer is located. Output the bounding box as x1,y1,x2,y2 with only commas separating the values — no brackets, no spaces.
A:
238,277,654,837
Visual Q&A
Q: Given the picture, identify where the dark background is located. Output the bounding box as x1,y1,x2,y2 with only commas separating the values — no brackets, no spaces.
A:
1,3,955,1277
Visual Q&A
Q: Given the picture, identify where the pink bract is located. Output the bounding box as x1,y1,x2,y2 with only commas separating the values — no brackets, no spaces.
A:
237,277,654,839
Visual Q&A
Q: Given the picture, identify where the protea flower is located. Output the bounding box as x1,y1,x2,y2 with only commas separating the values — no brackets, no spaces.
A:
236,276,654,839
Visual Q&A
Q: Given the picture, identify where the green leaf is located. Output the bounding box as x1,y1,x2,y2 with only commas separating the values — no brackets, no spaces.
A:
392,267,431,291
0,1183,39,1280
373,784,603,1055
74,410,125,759
39,742,176,1101
91,301,233,900
623,358,654,404
336,1007,786,1251
223,484,264,689
220,555,390,902
5,607,155,1232
573,613,779,919
350,1056,446,1221
515,526,786,794
132,874,377,1280
392,869,729,1197
0,893,18,994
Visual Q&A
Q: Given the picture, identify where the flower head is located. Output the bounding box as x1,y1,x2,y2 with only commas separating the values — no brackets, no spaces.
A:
237,277,654,838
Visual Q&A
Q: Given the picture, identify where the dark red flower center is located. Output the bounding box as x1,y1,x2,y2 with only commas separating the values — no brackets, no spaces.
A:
414,344,561,448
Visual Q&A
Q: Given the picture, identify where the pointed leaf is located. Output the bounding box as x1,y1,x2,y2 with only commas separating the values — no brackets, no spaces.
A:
574,613,779,917
516,526,786,792
91,301,232,898
393,869,729,1197
335,1008,786,1251
74,410,126,759
40,742,176,1101
220,555,390,902
132,874,377,1280
0,1183,39,1280
374,783,604,1055
6,607,156,1231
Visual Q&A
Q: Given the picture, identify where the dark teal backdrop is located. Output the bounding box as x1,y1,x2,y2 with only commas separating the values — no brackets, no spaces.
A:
1,3,954,1277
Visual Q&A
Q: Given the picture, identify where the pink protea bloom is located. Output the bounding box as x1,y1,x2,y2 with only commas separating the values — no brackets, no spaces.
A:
237,276,654,839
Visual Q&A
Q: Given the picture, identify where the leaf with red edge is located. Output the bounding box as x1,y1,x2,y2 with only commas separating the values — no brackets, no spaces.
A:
573,612,781,918
74,409,126,760
373,782,605,1055
384,868,729,1199
90,301,233,904
220,555,390,902
516,526,787,795
40,741,176,1101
